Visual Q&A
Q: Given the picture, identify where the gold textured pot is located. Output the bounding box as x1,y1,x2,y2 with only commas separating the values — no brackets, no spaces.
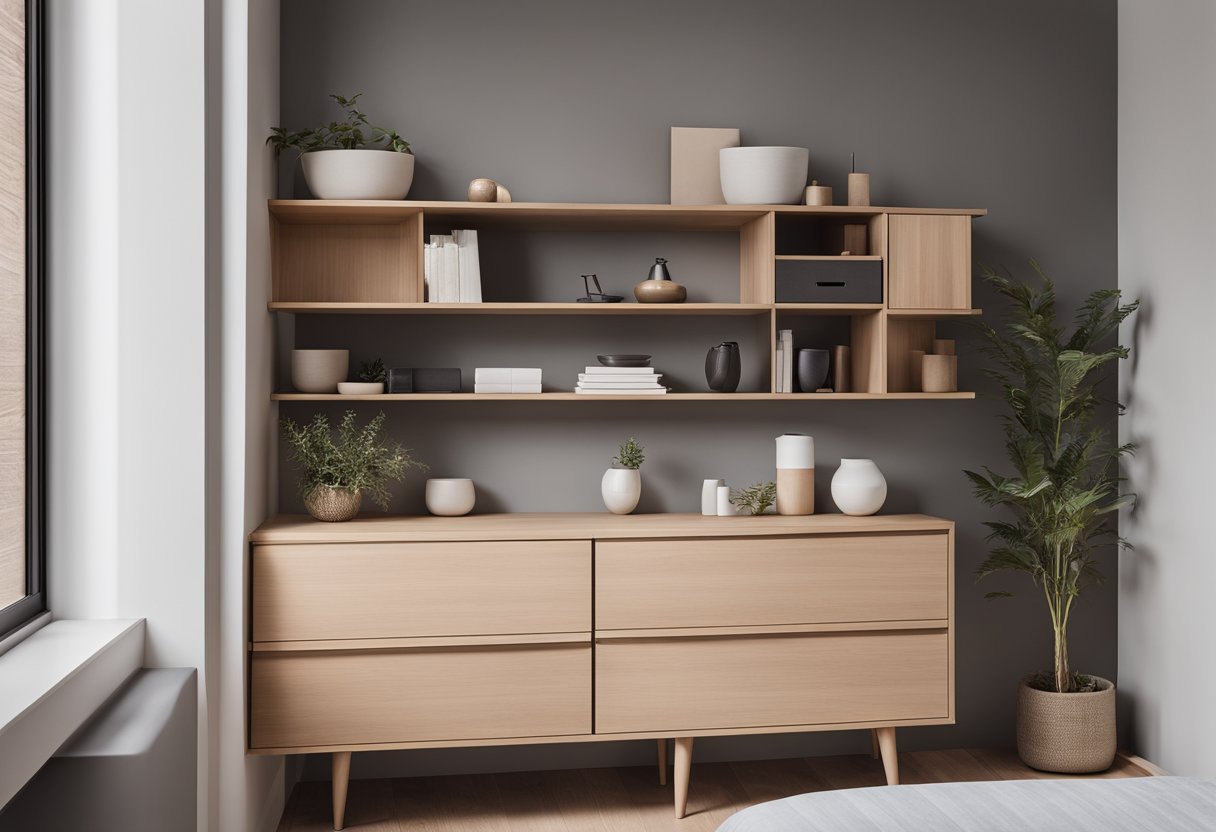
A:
304,485,362,522
1016,675,1116,773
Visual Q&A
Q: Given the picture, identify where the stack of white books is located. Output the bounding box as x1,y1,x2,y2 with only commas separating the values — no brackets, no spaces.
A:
575,366,667,395
775,329,794,392
474,368,542,394
424,230,482,303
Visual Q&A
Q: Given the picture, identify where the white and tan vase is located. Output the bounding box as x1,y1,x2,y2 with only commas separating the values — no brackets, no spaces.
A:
1017,676,1116,773
776,434,815,515
304,485,361,522
602,467,641,515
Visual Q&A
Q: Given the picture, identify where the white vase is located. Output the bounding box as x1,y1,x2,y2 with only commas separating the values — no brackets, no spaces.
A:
602,468,641,515
425,478,476,516
291,349,349,393
719,146,809,205
701,478,724,516
300,149,415,200
830,458,888,516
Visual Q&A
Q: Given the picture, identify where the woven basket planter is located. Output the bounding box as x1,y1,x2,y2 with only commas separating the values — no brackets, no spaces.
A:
1017,675,1116,773
303,485,362,523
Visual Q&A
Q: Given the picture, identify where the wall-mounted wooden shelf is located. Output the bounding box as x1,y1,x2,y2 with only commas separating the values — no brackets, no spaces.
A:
268,301,774,316
271,392,977,402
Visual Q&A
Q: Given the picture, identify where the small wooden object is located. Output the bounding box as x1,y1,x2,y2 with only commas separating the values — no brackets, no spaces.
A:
804,180,833,206
848,173,871,207
909,350,926,391
832,345,851,393
468,178,498,202
932,339,956,356
921,354,958,393
776,469,814,515
657,738,668,785
495,184,512,203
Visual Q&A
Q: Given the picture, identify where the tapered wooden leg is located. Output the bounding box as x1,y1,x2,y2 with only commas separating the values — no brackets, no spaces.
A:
332,751,352,831
674,737,694,818
875,727,898,785
870,728,880,759
657,738,668,785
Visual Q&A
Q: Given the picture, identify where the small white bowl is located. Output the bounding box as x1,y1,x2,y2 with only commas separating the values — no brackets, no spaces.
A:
720,146,809,204
291,349,349,393
425,478,476,517
337,381,385,395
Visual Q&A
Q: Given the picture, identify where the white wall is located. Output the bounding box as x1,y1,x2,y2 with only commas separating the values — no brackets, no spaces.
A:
1118,0,1216,777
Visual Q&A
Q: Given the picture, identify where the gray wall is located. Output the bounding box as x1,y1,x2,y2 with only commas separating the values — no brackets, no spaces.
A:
278,0,1118,780
1118,0,1216,777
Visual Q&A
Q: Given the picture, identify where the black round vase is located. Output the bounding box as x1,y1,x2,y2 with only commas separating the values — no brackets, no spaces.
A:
797,348,830,392
705,341,741,393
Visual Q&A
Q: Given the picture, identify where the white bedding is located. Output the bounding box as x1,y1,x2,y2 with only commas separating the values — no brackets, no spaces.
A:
716,777,1216,832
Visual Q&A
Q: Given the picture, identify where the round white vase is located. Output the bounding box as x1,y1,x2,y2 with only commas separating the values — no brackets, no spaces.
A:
425,478,476,516
602,468,641,515
719,146,809,204
300,149,415,200
830,458,888,516
291,349,349,393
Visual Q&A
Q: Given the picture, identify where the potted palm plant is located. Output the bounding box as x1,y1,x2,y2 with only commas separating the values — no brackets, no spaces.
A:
282,410,426,522
966,264,1138,773
268,93,414,200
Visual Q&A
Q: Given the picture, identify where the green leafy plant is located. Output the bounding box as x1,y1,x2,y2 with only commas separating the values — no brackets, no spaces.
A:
267,93,411,156
281,410,426,510
966,263,1138,694
613,437,645,469
358,358,387,384
730,482,777,515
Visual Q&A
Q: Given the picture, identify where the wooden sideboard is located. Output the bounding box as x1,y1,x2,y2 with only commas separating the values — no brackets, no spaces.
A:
249,513,955,829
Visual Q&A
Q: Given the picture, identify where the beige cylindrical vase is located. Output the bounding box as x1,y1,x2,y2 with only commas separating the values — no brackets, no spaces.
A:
804,181,833,206
776,434,815,515
922,354,958,393
847,173,870,206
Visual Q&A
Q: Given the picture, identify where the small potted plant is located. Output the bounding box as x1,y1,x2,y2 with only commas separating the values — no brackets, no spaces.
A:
966,264,1137,773
338,359,387,395
602,437,644,515
268,93,414,200
282,410,426,522
730,481,777,515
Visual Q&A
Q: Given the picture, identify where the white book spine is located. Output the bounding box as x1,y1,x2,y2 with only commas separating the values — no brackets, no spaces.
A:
780,330,794,393
582,366,658,374
453,229,482,304
441,239,460,303
775,343,784,393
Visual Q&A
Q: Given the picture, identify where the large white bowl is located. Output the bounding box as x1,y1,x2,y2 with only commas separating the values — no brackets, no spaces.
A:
300,149,415,200
291,349,349,393
719,146,809,204
425,478,476,516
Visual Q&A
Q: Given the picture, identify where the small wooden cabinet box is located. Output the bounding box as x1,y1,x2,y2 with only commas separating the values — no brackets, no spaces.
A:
249,513,955,829
888,214,972,310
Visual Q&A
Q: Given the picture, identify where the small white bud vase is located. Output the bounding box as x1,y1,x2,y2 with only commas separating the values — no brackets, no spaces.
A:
830,458,888,516
701,479,725,516
602,467,641,515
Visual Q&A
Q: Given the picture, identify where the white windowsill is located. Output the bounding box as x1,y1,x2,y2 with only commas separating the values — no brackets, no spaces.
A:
0,619,145,808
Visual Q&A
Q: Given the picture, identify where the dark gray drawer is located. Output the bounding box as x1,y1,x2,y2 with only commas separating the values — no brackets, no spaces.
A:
775,259,883,303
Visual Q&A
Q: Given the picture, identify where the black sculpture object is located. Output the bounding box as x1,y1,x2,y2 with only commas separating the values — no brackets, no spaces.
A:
705,341,741,393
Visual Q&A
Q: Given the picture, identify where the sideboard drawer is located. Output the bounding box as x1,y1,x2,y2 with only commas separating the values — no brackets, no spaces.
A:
596,533,947,630
250,642,591,749
596,631,948,734
252,540,591,642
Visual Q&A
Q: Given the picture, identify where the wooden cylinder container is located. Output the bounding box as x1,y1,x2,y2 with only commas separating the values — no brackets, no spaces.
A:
921,354,958,393
776,468,815,515
847,173,870,206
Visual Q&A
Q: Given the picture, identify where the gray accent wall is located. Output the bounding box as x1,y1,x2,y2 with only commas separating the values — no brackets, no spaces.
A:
279,0,1118,779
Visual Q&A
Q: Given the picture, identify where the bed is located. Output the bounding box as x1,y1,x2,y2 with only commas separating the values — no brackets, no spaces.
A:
716,777,1216,832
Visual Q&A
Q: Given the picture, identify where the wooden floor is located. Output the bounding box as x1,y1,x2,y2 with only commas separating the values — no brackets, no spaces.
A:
277,748,1149,831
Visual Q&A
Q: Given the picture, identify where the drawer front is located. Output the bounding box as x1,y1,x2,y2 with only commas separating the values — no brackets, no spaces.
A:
251,643,591,749
252,540,591,642
596,533,947,631
888,214,971,310
596,631,948,734
774,258,883,303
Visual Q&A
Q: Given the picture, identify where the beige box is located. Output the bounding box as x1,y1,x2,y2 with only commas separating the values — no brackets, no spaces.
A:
670,126,740,204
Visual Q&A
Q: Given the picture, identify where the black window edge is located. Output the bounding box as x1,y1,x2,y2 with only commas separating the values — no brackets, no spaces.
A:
0,0,45,641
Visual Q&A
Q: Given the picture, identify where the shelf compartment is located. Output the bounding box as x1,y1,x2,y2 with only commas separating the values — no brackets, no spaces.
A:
272,215,422,303
773,311,884,395
272,392,975,402
269,302,773,316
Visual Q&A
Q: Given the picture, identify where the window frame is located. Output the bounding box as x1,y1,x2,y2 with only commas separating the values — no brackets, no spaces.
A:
0,0,46,640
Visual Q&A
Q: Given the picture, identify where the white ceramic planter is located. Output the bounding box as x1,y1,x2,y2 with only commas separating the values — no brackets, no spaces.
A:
719,146,809,204
337,381,384,395
425,478,476,516
291,349,349,393
602,468,641,515
300,149,415,200
830,458,888,516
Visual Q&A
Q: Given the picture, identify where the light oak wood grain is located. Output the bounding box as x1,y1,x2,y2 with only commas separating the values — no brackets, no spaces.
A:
595,631,949,734
887,317,937,393
273,217,421,303
850,311,886,393
595,533,949,630
250,643,591,749
271,391,976,402
269,301,774,316
252,540,591,642
888,215,972,310
739,212,774,303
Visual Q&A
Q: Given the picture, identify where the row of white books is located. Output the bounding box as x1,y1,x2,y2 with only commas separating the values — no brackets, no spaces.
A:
474,367,541,394
775,329,795,393
574,366,667,395
424,230,482,303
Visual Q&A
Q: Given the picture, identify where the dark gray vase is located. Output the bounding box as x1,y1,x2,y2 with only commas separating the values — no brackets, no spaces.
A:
797,348,830,392
705,341,741,392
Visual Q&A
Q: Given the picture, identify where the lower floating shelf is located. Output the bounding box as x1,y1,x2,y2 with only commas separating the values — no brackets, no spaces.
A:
272,392,976,402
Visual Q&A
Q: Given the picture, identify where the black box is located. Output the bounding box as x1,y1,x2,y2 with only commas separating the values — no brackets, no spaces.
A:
387,368,462,393
774,259,883,303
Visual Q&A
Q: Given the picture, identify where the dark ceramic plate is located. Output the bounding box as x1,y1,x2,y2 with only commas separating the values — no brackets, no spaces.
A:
597,354,652,367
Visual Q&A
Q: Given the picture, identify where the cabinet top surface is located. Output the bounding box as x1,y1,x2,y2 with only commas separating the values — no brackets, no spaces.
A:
251,512,953,544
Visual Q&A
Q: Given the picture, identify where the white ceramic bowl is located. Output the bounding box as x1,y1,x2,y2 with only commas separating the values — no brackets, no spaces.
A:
290,349,349,393
425,478,476,516
719,146,809,204
337,381,385,395
300,149,415,200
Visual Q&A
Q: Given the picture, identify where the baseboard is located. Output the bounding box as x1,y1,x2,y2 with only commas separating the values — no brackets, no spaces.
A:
1116,750,1169,776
